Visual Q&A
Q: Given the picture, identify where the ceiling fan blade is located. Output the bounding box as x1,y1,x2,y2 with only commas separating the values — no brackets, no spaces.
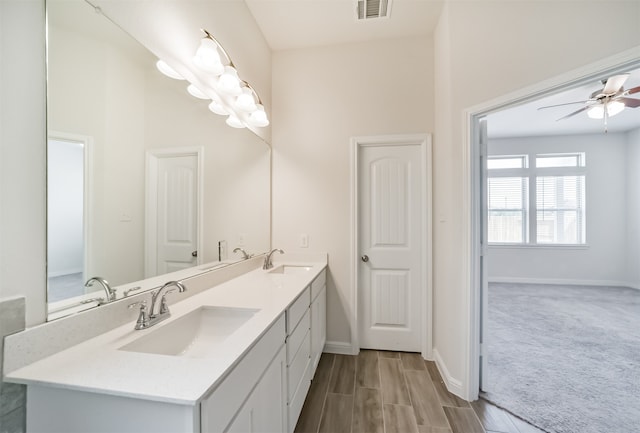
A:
537,101,589,110
618,97,640,108
625,85,640,95
602,74,629,94
556,106,589,121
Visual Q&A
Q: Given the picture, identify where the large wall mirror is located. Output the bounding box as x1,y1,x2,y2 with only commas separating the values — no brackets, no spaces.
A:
46,0,271,318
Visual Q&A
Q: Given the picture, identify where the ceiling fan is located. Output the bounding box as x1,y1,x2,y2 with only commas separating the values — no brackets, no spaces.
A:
538,73,640,131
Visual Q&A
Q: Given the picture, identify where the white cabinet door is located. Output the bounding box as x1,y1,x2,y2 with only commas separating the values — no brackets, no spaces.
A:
310,285,326,376
227,345,287,433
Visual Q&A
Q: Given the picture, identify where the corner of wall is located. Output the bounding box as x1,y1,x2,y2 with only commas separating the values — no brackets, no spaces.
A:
432,348,465,400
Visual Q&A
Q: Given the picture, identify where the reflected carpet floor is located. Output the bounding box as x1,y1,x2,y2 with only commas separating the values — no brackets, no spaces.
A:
484,283,640,433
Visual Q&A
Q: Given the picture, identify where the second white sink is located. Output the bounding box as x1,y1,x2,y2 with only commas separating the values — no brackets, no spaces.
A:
268,264,313,275
119,306,259,358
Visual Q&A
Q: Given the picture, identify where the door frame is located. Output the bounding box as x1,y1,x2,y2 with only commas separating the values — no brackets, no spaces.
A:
350,133,433,359
464,48,640,400
145,146,204,278
47,130,93,281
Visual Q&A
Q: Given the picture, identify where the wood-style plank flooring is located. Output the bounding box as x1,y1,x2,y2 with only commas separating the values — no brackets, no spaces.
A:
295,351,545,433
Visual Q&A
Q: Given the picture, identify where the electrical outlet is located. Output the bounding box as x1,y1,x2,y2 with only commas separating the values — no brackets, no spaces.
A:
238,233,247,246
299,233,309,248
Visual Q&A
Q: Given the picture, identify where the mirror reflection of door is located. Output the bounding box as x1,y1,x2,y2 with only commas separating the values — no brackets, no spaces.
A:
47,137,88,302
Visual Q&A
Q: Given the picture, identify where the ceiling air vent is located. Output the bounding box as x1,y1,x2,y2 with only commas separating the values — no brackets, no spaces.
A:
357,0,391,20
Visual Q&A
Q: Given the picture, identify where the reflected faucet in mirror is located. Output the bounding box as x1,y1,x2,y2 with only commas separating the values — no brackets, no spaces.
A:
233,247,251,260
85,277,116,304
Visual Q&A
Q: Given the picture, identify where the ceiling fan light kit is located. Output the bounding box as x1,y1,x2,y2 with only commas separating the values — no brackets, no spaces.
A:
538,73,640,132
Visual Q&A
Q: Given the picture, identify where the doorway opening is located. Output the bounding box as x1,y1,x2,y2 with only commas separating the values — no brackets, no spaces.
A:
46,132,92,303
470,57,640,432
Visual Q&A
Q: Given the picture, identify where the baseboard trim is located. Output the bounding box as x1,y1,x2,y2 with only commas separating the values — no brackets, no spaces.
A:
323,341,358,355
489,276,639,289
433,348,465,399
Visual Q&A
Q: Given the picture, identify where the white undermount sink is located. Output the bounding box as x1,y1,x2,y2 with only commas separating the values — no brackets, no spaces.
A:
268,264,313,275
119,306,259,358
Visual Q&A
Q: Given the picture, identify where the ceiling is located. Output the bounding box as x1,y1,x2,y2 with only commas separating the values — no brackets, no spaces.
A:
487,67,640,139
244,0,444,51
243,1,639,139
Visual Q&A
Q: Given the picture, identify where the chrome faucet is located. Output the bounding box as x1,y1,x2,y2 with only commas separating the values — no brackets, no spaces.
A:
233,247,251,260
148,280,187,319
85,277,116,304
263,248,284,270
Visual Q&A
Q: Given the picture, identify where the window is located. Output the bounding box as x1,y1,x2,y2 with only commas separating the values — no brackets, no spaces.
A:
487,152,586,245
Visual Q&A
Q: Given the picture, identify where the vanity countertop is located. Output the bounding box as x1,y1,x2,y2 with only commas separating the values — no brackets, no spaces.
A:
4,260,327,405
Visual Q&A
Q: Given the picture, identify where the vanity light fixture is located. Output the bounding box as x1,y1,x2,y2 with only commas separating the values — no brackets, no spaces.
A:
225,113,245,128
157,29,269,129
156,60,184,80
187,84,209,99
208,98,229,116
193,29,268,128
248,104,269,127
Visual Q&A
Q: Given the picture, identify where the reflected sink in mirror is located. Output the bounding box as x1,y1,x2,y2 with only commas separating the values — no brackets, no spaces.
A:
119,306,259,358
268,265,313,275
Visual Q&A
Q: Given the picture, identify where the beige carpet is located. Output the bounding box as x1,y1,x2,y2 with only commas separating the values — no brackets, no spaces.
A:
484,283,640,433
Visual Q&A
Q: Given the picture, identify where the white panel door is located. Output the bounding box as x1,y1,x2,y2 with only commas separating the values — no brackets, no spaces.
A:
358,143,423,351
156,155,198,274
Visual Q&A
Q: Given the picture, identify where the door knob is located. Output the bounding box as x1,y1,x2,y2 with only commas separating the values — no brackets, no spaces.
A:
361,255,369,262
191,250,198,257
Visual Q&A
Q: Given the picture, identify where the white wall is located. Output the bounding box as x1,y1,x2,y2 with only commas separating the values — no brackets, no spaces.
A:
0,0,47,326
626,127,640,288
433,1,640,397
487,133,628,286
272,36,434,349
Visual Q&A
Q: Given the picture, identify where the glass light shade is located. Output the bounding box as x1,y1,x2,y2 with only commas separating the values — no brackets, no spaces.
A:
248,104,269,127
587,100,625,119
187,84,209,99
156,60,184,80
225,113,245,128
235,87,257,112
218,66,242,96
193,37,224,75
208,99,229,116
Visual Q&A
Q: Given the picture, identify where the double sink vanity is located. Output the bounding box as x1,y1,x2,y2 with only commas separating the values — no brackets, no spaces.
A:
4,254,327,433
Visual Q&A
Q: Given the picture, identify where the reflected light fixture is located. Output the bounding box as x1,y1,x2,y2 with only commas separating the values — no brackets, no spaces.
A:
587,100,625,119
156,60,184,80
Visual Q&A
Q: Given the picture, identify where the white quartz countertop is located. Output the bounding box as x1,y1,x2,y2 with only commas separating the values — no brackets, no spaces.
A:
5,260,327,405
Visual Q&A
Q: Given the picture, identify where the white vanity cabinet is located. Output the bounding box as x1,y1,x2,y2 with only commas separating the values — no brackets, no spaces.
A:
26,314,287,433
310,270,326,376
201,314,287,433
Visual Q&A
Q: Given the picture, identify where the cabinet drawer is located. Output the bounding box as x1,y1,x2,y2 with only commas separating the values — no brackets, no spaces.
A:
287,286,310,335
311,270,326,301
287,329,310,400
201,314,286,433
287,308,310,364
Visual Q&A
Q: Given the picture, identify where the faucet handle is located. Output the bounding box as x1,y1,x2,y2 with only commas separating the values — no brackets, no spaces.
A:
128,300,149,330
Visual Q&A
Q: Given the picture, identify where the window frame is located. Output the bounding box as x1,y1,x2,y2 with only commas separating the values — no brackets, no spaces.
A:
487,151,586,247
